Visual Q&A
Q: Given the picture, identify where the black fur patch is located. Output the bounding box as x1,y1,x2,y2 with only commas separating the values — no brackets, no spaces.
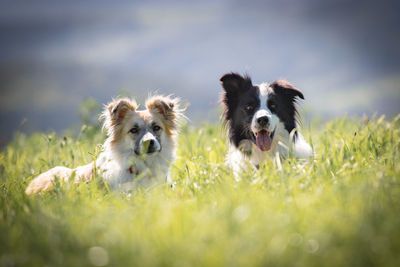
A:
269,80,304,135
220,73,259,147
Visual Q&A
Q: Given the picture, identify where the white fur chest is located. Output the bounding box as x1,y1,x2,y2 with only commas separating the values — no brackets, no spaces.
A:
95,148,172,191
226,127,312,178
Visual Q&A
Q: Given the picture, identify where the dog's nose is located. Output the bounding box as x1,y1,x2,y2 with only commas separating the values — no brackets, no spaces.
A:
140,132,160,154
257,116,269,127
146,139,157,154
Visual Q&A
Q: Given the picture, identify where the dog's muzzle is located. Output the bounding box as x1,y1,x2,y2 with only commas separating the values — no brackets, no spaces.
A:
135,132,161,155
252,112,275,152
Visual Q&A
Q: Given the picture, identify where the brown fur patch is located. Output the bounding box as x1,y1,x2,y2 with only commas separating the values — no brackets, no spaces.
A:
101,98,138,145
136,110,152,121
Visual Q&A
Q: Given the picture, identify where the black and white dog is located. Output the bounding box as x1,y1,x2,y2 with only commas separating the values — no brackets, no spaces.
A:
220,73,312,175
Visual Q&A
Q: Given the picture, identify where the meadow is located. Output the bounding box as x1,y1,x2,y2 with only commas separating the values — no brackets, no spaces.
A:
1,115,399,267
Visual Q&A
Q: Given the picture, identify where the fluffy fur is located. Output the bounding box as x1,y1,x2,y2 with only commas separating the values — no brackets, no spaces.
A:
25,95,183,195
220,73,312,176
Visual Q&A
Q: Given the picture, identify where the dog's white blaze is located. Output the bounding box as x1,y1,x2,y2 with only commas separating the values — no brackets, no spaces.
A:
251,83,279,133
259,83,269,108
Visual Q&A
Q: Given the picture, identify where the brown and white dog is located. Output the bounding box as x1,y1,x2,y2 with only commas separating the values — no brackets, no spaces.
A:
220,73,312,176
25,95,183,194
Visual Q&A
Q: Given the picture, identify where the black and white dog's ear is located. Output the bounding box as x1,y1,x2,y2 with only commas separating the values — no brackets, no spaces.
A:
220,73,253,94
270,80,304,100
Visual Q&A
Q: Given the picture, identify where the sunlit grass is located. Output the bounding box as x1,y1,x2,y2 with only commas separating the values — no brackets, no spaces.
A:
1,115,400,266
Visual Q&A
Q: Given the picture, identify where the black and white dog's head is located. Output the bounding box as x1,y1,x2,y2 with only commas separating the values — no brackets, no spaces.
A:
220,73,304,152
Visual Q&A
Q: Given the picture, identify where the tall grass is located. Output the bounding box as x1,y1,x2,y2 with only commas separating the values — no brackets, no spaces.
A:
1,115,399,266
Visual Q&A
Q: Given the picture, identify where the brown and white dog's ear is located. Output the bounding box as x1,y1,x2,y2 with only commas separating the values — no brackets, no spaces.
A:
101,98,137,137
106,98,137,121
220,72,253,95
270,80,304,100
146,95,183,134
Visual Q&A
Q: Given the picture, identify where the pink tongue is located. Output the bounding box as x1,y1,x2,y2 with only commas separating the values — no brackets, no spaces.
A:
256,131,272,151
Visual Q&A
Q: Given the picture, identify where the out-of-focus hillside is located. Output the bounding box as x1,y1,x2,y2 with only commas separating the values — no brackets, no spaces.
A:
1,0,400,144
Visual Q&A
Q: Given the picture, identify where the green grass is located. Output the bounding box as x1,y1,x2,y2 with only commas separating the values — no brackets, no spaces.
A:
1,115,400,267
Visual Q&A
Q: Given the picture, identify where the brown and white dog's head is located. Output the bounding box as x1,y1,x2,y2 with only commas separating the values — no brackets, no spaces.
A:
101,95,183,156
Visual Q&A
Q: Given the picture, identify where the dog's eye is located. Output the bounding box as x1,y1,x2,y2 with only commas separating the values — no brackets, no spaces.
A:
153,125,162,132
245,105,254,111
268,101,276,112
129,127,139,134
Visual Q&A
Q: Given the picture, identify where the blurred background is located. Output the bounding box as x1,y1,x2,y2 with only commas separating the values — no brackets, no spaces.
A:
1,0,400,144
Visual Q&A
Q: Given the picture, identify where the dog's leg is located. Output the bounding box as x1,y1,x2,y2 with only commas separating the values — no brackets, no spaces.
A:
25,166,73,195
293,133,313,159
25,162,95,195
74,162,94,183
226,148,245,181
274,152,283,171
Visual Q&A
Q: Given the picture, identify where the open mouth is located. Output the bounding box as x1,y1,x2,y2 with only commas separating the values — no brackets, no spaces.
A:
254,129,275,151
